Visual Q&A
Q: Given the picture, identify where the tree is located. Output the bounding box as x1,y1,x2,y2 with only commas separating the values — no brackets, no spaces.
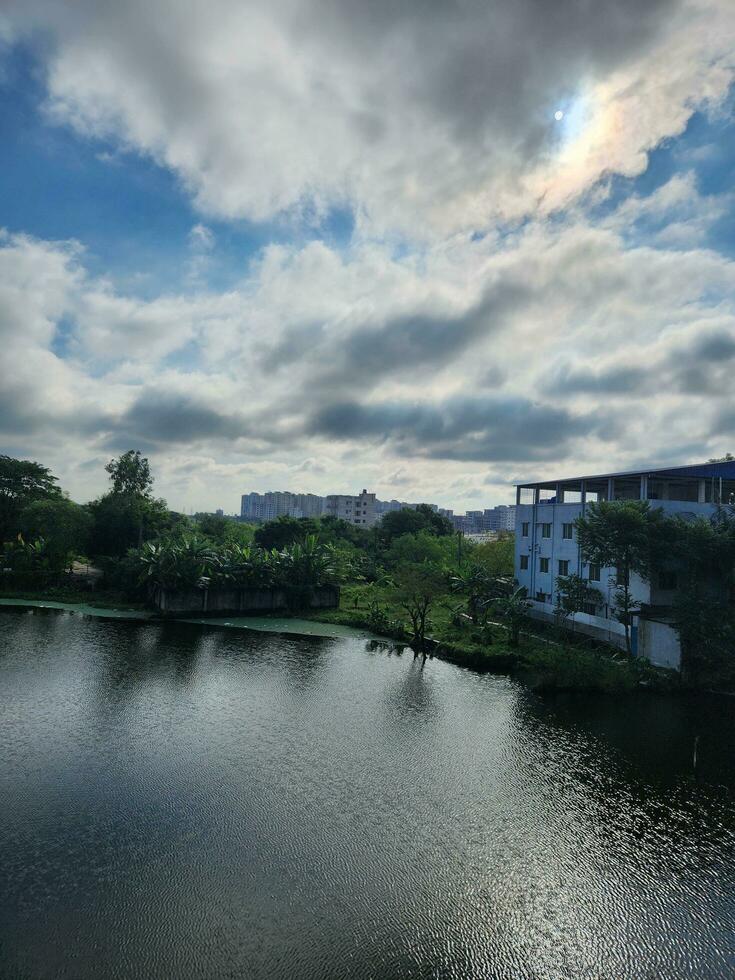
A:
449,561,507,625
390,561,446,660
19,498,92,571
384,530,447,569
222,520,256,549
473,534,515,578
88,450,181,556
662,512,735,686
195,513,230,543
276,535,340,591
492,586,531,647
708,453,734,462
554,573,601,633
379,508,432,543
318,515,370,549
254,516,320,551
87,493,181,558
414,504,454,537
575,501,661,655
378,505,453,545
0,456,61,542
105,450,153,497
137,535,223,591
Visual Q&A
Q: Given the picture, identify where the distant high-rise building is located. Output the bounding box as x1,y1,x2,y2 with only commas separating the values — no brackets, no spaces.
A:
483,505,516,531
451,505,516,534
240,487,467,527
325,489,377,527
240,491,325,521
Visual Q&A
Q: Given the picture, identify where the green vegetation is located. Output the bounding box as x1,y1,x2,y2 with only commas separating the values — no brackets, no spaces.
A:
307,582,662,692
662,509,735,689
3,450,733,692
575,500,662,654
0,455,62,542
574,500,735,688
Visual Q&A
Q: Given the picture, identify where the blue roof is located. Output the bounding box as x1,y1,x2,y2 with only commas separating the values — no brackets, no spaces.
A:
518,459,735,488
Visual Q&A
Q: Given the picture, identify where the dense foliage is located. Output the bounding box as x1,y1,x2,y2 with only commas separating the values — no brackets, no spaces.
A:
136,533,342,593
575,500,663,654
574,499,735,687
663,509,735,687
0,455,61,543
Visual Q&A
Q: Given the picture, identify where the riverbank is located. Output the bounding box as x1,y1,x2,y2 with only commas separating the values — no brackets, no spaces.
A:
304,584,677,693
0,583,676,693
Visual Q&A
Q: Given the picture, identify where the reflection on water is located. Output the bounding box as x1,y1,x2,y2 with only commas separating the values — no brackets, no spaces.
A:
1,608,734,979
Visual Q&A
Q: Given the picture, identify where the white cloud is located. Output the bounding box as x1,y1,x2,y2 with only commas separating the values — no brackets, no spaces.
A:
1,195,734,508
189,224,215,252
2,0,733,237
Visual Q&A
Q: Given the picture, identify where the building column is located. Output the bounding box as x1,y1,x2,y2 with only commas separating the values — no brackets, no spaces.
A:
607,477,614,501
516,485,522,506
640,474,648,500
698,479,706,504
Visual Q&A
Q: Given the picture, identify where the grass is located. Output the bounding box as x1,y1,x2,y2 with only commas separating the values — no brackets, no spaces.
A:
307,583,675,693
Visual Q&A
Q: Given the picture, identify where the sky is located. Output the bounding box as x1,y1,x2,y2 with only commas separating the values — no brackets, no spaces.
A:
0,0,734,514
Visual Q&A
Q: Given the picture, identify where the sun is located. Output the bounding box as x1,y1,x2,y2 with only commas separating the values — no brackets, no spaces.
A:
554,110,564,122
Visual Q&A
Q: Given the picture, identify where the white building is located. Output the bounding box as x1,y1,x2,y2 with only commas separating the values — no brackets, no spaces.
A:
240,491,325,521
484,505,516,531
325,489,377,527
514,460,735,669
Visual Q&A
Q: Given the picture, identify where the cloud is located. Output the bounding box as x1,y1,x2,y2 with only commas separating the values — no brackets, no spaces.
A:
542,326,735,400
260,278,529,394
1,148,735,506
3,0,733,236
114,389,250,446
188,224,215,252
307,395,604,462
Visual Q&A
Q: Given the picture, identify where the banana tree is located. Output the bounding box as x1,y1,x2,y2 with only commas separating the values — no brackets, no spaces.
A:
492,586,531,647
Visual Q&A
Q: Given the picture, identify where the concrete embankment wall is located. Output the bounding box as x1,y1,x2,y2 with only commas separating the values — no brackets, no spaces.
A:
526,599,682,670
155,585,340,615
526,600,629,651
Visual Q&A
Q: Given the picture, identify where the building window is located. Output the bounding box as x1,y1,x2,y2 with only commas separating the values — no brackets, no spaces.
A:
588,563,600,582
539,557,549,573
521,522,529,537
558,559,569,576
541,523,552,538
659,570,678,591
520,555,529,570
562,523,573,539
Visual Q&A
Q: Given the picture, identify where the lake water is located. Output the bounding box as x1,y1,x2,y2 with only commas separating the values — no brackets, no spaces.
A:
2,607,735,979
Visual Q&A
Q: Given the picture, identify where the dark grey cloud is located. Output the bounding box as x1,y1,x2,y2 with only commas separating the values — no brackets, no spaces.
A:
307,394,600,462
305,0,679,152
264,279,529,399
115,391,251,445
671,330,735,394
711,408,735,440
0,379,112,441
542,329,735,400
